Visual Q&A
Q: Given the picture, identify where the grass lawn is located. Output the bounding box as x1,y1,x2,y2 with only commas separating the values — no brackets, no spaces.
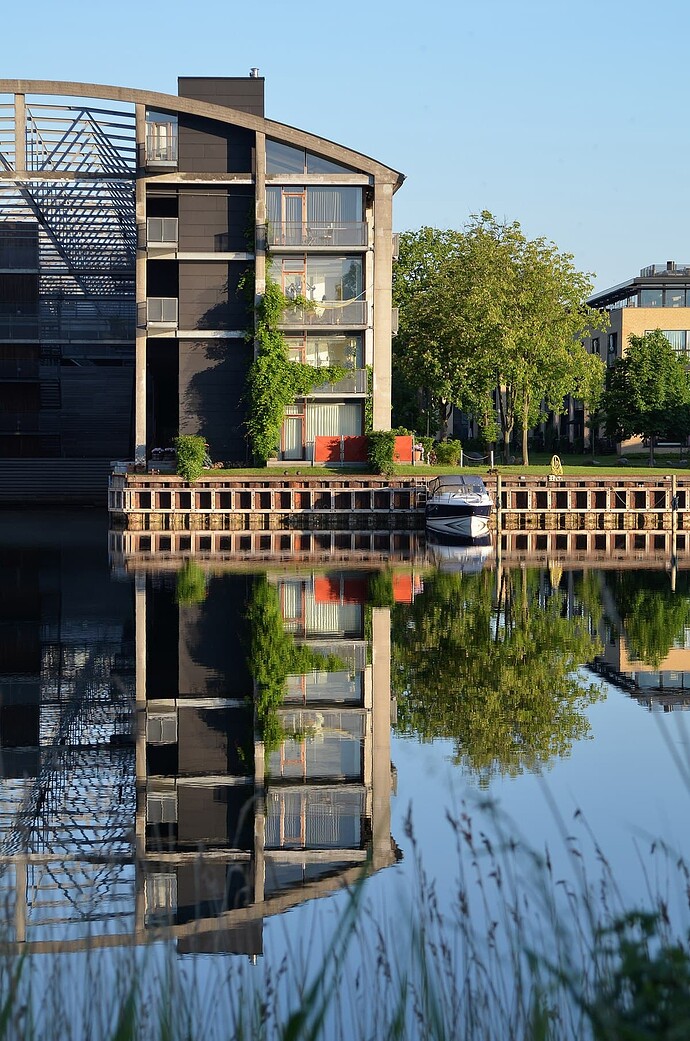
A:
199,452,690,479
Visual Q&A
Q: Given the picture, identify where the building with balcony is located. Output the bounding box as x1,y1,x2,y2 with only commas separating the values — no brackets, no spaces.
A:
581,262,690,452
0,76,404,497
586,262,690,366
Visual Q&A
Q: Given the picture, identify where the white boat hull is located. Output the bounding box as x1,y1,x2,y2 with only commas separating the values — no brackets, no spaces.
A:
425,513,491,538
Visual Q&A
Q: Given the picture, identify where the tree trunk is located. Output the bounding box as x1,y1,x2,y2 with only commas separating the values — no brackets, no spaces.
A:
503,430,511,464
649,434,655,466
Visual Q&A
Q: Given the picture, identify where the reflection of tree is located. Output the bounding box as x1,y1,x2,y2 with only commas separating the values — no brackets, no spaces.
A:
603,572,690,669
391,569,603,784
246,576,344,754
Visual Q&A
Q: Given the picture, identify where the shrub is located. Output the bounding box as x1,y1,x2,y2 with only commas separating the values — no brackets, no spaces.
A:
367,430,396,474
434,439,462,465
173,435,207,481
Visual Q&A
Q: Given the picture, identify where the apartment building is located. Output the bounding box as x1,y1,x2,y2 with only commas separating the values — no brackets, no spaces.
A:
0,76,403,496
586,261,690,367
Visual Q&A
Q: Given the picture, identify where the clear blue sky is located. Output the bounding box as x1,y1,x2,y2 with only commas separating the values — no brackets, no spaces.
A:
4,0,689,291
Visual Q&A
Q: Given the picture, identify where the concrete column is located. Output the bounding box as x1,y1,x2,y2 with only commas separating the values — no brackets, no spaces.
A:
371,608,392,870
134,570,148,934
372,180,395,431
134,104,147,465
14,857,27,943
254,131,266,332
14,93,26,173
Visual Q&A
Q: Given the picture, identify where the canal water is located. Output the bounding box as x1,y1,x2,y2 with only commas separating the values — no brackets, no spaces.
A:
2,509,690,1038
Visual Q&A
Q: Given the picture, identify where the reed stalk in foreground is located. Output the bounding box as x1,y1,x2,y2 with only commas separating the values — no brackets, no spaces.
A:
2,802,690,1041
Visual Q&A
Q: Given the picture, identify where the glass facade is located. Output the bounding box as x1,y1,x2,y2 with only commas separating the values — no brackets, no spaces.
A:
266,139,355,175
286,334,362,369
270,255,362,303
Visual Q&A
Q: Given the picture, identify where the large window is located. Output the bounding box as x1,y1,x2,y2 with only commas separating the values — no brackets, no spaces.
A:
638,287,690,307
270,255,362,302
640,288,663,307
645,329,688,356
267,186,362,225
286,334,362,369
266,139,355,175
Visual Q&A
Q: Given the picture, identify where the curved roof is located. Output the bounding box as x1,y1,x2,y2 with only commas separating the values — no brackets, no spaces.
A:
0,79,405,188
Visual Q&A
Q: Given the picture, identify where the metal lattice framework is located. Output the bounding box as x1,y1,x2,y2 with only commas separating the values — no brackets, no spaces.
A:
0,95,136,311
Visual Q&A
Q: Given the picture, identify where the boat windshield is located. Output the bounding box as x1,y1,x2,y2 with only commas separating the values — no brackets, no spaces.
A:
430,477,488,497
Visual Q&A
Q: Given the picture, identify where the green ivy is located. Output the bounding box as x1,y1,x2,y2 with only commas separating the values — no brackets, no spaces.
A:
364,365,374,433
173,435,207,481
246,279,348,465
246,577,345,755
175,561,207,605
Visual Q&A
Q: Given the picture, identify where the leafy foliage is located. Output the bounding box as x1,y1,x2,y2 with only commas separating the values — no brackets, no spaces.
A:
391,567,603,782
173,435,207,481
434,439,462,465
585,912,690,1040
174,561,207,605
246,576,345,754
602,329,690,463
393,216,608,463
246,279,347,464
367,430,397,474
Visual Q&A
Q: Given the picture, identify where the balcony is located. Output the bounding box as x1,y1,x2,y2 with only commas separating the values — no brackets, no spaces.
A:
146,217,179,250
146,298,178,327
309,368,368,395
278,300,367,328
145,125,178,168
267,222,367,248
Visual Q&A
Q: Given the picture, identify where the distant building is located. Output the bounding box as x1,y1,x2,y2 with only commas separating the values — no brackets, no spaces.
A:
582,262,690,452
0,76,403,500
586,261,690,367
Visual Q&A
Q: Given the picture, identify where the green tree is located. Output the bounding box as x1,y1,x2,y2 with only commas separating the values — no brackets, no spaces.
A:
391,568,603,784
392,227,468,434
392,215,607,463
602,329,690,464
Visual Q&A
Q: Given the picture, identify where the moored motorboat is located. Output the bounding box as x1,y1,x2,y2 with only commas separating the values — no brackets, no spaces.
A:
425,475,493,538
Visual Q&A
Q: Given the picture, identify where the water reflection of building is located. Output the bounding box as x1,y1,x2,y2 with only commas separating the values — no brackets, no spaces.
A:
138,569,398,954
0,512,136,946
587,570,690,709
0,543,398,954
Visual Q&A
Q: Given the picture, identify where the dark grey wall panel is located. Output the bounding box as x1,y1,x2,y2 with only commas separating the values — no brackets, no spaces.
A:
178,76,264,117
178,115,254,174
178,189,253,252
178,261,248,329
60,368,133,457
179,338,251,462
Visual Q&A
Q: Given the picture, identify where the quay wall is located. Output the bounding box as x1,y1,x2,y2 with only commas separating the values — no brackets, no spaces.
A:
109,471,690,533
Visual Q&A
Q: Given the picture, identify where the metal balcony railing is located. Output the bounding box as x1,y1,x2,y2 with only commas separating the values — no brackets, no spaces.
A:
309,368,368,395
146,217,179,248
278,300,367,328
145,127,178,166
267,222,368,248
147,298,178,325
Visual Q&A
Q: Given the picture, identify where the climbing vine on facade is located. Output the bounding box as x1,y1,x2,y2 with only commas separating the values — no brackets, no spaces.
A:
246,279,348,464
